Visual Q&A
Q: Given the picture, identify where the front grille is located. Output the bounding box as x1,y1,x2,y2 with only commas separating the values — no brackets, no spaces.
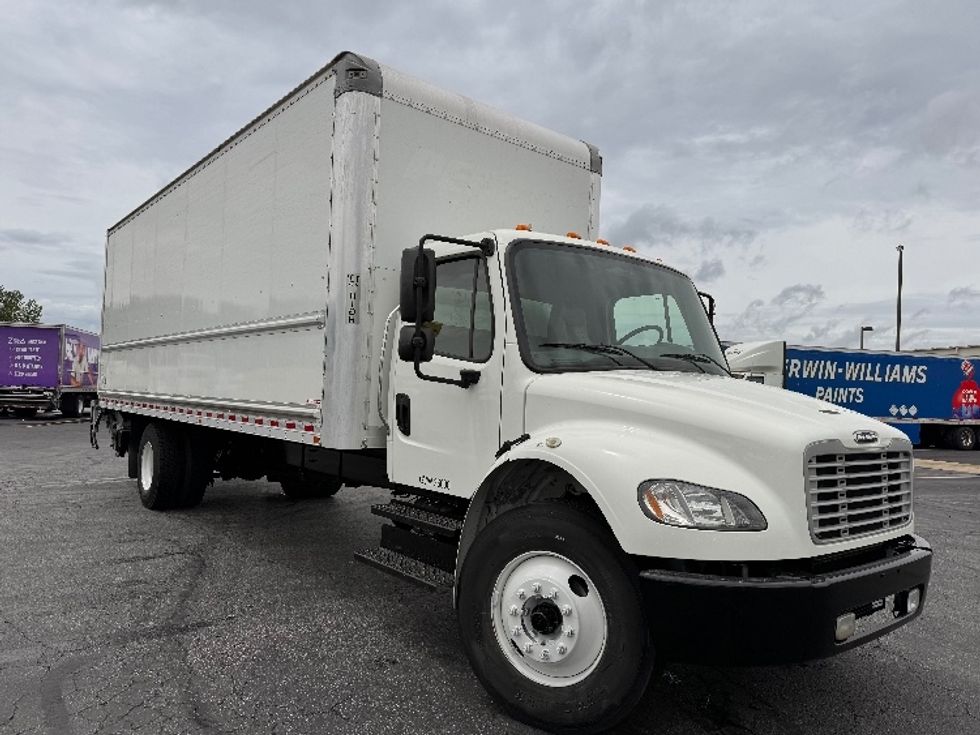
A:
806,450,912,543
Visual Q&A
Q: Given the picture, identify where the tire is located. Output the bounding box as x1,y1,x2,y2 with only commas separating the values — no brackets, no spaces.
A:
948,426,976,451
178,430,213,508
127,428,141,479
456,502,654,734
13,407,37,419
137,423,184,510
279,477,342,499
60,394,81,418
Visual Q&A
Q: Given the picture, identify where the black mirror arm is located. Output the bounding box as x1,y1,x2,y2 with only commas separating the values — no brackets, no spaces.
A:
413,358,480,388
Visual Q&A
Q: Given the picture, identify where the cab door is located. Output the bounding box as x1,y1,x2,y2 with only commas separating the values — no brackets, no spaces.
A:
387,249,503,498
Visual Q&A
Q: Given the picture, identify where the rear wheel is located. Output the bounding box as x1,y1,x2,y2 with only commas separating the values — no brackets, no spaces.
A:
279,477,342,499
457,502,654,734
60,394,81,418
137,423,183,510
179,430,213,508
948,426,976,451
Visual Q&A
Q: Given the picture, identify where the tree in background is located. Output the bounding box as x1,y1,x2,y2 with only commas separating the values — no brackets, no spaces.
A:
0,285,43,323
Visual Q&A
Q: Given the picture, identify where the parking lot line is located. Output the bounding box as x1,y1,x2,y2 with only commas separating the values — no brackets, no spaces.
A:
915,459,980,476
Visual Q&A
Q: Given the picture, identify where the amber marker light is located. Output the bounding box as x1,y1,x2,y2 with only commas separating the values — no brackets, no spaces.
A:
623,245,637,253
596,238,610,246
566,231,581,239
515,223,532,231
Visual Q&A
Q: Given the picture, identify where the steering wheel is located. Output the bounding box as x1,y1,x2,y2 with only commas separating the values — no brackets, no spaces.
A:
617,324,664,345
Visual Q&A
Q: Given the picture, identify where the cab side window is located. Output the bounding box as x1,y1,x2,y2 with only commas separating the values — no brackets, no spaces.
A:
433,257,492,362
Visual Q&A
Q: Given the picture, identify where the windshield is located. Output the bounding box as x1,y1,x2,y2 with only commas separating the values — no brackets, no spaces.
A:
507,240,728,376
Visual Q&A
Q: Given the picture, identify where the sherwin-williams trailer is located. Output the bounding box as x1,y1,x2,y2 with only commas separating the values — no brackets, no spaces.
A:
1,322,99,417
727,341,980,449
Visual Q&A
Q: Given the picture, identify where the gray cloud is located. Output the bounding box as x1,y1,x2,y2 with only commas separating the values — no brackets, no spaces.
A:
609,205,757,250
948,286,980,305
694,259,725,283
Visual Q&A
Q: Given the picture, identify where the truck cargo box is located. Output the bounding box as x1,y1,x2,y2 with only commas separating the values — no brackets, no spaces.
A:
99,52,601,450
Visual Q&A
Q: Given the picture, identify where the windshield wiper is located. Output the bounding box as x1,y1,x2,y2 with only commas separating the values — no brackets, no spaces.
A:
660,352,731,376
540,342,663,372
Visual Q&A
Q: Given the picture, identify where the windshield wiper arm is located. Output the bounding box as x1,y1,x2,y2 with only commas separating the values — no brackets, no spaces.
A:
540,342,663,372
660,352,731,376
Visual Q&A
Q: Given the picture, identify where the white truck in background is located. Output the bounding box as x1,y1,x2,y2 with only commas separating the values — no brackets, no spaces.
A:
92,52,932,734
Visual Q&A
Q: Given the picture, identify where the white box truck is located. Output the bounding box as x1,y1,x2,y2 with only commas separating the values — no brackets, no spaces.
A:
93,52,932,733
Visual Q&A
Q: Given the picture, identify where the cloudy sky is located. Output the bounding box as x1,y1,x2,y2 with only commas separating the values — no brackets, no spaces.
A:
2,0,978,349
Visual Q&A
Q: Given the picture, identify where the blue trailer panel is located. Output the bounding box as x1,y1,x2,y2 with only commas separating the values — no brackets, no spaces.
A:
784,347,978,445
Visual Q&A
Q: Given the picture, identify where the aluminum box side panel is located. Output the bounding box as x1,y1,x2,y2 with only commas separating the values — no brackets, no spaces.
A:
101,75,336,415
350,91,601,445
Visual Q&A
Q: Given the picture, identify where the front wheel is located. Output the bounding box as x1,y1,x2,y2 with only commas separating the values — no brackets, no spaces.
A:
457,502,653,734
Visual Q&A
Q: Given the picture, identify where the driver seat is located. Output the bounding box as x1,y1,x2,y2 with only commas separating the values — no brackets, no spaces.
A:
546,304,592,343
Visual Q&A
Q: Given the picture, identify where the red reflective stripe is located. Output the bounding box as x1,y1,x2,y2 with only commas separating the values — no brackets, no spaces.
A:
270,420,279,427
254,418,264,426
285,421,296,429
303,424,314,432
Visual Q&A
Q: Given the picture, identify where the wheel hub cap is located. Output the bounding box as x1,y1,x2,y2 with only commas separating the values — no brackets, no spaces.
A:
491,551,607,687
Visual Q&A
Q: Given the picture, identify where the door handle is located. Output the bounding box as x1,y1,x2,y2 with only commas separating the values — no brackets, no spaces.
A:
395,393,411,436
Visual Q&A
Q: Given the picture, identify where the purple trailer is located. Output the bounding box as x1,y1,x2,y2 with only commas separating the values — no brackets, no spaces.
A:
0,322,100,418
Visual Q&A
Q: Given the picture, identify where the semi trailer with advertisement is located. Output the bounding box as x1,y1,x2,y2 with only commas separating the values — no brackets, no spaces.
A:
92,53,932,734
1,322,99,417
727,340,980,450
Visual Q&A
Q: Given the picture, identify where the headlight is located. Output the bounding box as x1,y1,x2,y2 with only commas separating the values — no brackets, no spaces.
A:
637,479,767,531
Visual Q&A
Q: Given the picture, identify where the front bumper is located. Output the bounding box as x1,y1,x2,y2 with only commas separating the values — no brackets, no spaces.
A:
639,534,932,665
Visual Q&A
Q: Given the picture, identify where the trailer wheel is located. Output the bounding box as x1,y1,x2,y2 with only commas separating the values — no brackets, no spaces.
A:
279,477,342,499
456,503,653,734
179,431,213,508
60,394,81,418
137,424,183,510
948,426,976,451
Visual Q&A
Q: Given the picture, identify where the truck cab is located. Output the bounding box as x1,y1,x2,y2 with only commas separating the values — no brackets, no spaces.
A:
381,228,931,730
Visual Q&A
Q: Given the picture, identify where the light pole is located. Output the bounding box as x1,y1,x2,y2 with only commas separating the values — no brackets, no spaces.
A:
895,243,904,351
860,325,874,350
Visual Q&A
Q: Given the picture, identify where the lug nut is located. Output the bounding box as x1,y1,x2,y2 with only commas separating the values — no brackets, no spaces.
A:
517,588,526,600
549,588,559,599
541,649,550,660
564,627,575,637
524,642,534,654
532,582,541,593
561,605,572,616
512,626,522,637
557,644,567,655
509,605,519,616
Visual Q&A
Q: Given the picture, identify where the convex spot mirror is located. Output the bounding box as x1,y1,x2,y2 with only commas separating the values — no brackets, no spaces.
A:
398,325,436,363
400,247,436,323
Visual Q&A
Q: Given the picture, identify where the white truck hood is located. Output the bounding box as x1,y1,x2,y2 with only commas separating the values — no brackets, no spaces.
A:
524,369,907,451
520,369,913,560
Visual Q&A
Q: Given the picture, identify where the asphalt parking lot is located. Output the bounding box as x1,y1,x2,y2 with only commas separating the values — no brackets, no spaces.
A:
1,415,978,735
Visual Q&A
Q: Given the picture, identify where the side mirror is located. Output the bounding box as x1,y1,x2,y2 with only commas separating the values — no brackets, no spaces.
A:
400,247,436,323
398,325,436,363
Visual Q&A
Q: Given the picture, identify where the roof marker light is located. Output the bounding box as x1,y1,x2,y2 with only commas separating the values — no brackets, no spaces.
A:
596,238,610,246
566,232,581,239
623,245,637,253
515,223,532,231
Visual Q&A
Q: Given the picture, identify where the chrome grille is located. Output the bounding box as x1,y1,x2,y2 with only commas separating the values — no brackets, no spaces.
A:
806,450,912,543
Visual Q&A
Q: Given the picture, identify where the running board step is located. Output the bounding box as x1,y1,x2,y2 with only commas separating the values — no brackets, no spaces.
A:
353,547,454,592
370,501,463,537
